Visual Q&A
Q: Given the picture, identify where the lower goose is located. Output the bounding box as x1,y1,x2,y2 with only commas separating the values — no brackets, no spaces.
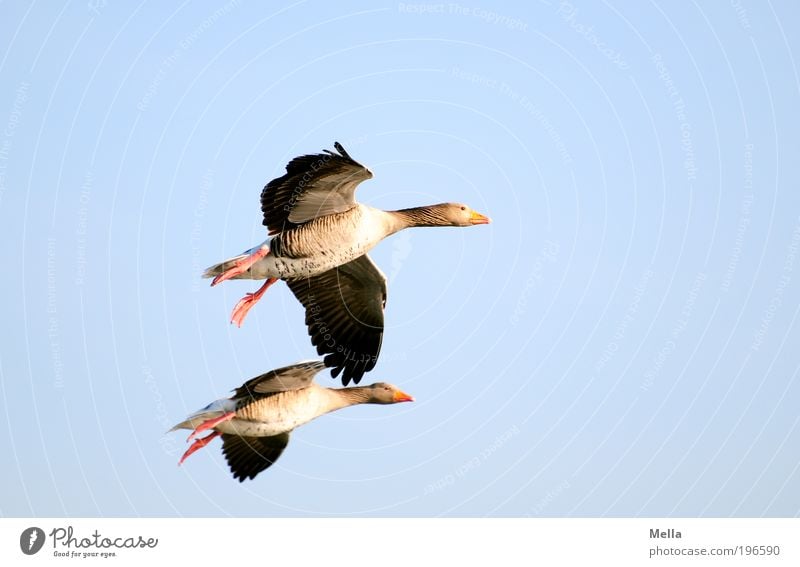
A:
170,360,413,481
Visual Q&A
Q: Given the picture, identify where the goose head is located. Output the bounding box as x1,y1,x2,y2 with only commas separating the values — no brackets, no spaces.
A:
367,382,415,404
431,203,491,226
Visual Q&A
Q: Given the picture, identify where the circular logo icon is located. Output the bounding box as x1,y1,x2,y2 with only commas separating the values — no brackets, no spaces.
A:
20,527,46,555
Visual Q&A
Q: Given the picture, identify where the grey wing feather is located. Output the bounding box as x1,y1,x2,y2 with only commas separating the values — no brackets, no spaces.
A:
260,142,372,234
233,360,327,397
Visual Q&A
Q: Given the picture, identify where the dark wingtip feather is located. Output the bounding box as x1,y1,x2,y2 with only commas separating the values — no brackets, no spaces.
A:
333,141,350,159
222,433,289,482
327,357,343,378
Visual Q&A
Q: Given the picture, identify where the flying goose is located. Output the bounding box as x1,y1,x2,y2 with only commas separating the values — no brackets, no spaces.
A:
205,142,490,385
171,360,413,481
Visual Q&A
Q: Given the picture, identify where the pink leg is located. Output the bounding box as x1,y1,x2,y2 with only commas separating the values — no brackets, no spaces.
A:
179,431,220,466
230,278,278,327
211,245,270,287
186,411,236,442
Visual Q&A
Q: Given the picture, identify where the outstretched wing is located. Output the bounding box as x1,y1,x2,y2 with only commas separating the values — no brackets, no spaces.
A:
286,255,387,386
260,142,372,235
221,433,290,482
233,360,327,398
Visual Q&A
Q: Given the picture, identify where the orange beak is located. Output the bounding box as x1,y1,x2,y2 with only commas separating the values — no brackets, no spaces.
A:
469,210,492,225
393,389,415,403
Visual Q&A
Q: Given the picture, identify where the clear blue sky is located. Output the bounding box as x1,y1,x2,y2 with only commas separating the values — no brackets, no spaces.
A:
1,1,799,517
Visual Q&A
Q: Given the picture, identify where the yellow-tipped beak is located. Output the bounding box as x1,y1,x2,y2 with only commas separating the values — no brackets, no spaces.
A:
469,210,492,225
393,390,415,403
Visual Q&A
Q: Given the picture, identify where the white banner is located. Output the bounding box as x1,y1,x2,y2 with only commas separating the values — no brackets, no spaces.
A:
1,518,797,566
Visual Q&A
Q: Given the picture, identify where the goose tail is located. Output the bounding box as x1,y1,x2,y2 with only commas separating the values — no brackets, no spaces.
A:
203,241,271,280
203,253,252,279
168,398,237,433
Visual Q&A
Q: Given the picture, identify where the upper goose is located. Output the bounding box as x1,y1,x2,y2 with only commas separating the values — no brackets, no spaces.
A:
171,360,413,481
205,142,490,385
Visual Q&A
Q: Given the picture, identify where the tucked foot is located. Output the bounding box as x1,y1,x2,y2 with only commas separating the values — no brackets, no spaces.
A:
186,411,236,442
230,278,278,327
211,244,270,287
179,431,220,465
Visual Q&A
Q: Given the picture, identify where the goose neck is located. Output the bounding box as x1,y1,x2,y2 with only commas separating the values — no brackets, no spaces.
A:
327,386,373,410
389,206,447,229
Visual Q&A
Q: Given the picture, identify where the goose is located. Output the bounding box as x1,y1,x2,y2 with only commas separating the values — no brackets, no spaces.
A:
205,142,490,384
170,360,414,482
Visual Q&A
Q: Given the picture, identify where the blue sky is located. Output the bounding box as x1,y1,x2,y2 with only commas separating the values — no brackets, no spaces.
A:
1,1,799,517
